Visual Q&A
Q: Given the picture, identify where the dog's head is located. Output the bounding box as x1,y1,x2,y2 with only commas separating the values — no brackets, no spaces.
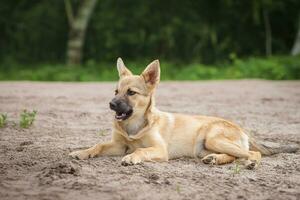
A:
109,58,160,121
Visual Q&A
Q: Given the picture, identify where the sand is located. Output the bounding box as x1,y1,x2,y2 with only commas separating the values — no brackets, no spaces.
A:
0,80,299,200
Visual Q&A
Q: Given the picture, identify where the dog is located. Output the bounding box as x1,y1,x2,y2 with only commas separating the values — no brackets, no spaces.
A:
69,58,297,169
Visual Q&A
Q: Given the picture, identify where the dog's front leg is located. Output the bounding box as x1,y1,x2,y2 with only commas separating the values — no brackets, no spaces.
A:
121,146,168,165
69,141,126,160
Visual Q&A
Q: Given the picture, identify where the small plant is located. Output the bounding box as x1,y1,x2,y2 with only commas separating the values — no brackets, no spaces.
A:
0,113,7,127
176,184,181,194
97,129,108,137
232,161,241,175
20,110,37,128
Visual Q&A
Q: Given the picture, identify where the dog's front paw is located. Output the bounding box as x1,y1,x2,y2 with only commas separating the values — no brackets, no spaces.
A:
121,154,142,166
69,150,93,160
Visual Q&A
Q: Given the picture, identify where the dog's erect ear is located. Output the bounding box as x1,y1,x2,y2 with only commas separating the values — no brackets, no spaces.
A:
141,60,160,88
117,57,132,78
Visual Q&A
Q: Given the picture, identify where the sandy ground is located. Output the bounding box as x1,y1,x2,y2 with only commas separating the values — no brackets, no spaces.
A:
0,80,299,200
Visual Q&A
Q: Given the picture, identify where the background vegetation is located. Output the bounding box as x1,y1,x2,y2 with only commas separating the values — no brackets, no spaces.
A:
0,0,299,81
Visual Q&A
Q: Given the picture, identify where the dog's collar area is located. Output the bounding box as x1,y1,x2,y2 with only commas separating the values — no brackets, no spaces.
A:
114,112,156,140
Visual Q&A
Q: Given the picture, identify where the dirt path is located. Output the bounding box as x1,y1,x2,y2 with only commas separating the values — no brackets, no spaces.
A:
0,80,299,200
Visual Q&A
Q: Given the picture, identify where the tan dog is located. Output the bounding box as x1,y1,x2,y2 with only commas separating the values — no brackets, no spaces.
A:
69,58,295,169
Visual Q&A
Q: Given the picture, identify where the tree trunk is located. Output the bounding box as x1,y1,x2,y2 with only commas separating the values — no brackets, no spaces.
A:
263,9,272,56
291,14,300,56
65,0,98,65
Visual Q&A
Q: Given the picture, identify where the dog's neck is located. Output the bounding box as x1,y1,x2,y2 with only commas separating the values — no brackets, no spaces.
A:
122,113,147,136
118,94,155,136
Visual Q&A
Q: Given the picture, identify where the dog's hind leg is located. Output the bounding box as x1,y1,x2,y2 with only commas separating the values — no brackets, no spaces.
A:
202,153,235,165
244,151,261,169
194,132,236,165
205,137,250,158
195,125,238,165
204,136,261,169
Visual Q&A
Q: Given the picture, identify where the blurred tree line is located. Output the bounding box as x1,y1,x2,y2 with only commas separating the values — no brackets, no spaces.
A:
0,0,299,66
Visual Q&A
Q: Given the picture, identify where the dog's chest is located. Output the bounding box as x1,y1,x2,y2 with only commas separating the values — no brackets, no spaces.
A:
125,119,145,136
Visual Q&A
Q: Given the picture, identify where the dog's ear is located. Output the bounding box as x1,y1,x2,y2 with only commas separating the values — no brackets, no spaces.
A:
141,60,160,88
117,57,132,78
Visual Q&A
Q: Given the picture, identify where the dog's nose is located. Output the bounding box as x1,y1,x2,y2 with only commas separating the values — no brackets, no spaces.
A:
109,101,117,110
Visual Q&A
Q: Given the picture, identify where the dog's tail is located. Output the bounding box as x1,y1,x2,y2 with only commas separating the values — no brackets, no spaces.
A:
248,135,299,156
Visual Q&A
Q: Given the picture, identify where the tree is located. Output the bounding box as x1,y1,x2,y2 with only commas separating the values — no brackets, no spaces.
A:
291,13,300,55
64,0,98,65
263,9,272,56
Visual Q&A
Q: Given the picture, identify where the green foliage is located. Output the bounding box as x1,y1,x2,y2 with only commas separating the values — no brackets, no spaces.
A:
0,1,299,64
232,161,241,175
176,184,181,194
0,113,7,128
0,56,299,81
97,129,109,137
20,110,37,128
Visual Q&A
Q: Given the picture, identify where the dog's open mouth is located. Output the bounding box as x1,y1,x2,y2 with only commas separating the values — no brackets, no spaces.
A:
115,110,133,121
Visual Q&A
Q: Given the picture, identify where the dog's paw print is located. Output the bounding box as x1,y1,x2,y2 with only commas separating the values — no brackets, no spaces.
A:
121,153,142,166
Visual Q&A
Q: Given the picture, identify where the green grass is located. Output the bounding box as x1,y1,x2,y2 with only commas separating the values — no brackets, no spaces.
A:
0,113,7,128
0,56,299,81
20,110,37,128
232,161,242,175
176,184,181,194
96,129,109,137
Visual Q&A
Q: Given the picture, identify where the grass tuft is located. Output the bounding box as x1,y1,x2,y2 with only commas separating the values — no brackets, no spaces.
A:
20,110,37,128
232,161,242,175
0,113,7,128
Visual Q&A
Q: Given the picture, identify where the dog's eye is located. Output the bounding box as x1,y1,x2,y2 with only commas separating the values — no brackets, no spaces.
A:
115,90,118,95
127,89,136,96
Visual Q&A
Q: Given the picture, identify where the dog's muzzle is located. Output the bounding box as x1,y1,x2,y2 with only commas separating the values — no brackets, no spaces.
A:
109,98,133,121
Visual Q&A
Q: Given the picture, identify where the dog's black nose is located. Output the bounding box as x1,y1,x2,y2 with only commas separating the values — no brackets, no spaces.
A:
109,101,117,110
